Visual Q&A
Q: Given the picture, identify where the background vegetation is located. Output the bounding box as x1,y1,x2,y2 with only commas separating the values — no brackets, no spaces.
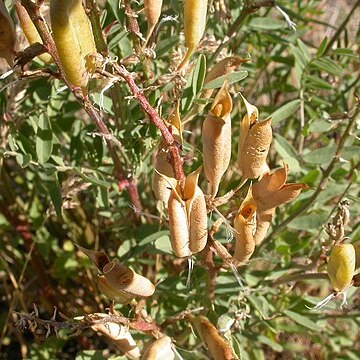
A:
0,0,359,359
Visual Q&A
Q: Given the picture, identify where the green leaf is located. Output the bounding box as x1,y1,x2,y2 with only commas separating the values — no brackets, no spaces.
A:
316,37,328,57
191,53,207,96
304,74,332,90
274,134,301,172
311,57,343,76
36,113,53,164
332,48,358,58
45,175,62,217
290,44,309,70
203,71,248,89
283,310,323,331
248,17,285,30
247,294,269,319
270,99,301,124
257,335,283,352
303,145,336,164
288,212,328,231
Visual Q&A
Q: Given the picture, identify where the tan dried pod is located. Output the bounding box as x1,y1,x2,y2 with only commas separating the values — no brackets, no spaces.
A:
76,244,110,271
233,187,256,265
252,163,307,245
152,104,182,202
103,259,155,297
202,56,248,100
141,335,175,360
97,275,134,304
189,315,237,360
202,81,233,198
168,167,208,257
0,0,16,66
91,313,141,359
237,95,272,181
144,0,163,46
15,1,53,64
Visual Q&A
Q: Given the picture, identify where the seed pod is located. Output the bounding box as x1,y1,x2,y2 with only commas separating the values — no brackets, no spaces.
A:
168,167,208,257
91,313,141,359
50,0,94,92
354,240,360,269
144,0,163,46
202,56,248,100
103,259,155,297
152,104,182,202
233,188,256,265
202,81,233,198
0,0,16,66
237,95,272,181
327,243,355,292
141,335,175,360
178,0,208,70
15,2,53,64
253,208,274,245
97,275,134,304
189,315,236,360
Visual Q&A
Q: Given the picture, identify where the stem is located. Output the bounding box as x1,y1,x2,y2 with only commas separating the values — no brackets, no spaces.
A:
209,0,275,64
272,272,329,286
265,101,360,241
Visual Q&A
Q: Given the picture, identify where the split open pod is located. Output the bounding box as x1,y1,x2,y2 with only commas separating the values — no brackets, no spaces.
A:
202,81,232,198
237,95,272,181
141,335,175,360
144,0,163,46
166,167,208,257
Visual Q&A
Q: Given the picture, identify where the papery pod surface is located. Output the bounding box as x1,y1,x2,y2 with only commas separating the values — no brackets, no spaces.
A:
253,208,275,245
141,335,175,360
15,1,53,64
97,275,134,304
327,243,355,292
0,0,16,66
202,81,233,198
91,313,141,359
103,259,155,297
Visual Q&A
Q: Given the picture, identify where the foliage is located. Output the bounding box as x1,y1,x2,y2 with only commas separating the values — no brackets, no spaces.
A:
0,0,360,359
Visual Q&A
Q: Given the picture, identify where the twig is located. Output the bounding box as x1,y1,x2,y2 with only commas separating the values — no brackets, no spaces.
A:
265,100,360,242
272,272,329,286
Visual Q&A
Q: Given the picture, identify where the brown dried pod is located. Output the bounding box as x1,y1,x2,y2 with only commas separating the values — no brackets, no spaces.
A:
91,313,141,359
141,335,175,360
189,315,237,360
15,1,53,64
202,56,248,100
144,0,163,46
233,187,256,265
152,104,182,202
252,163,308,244
76,244,110,271
103,259,155,297
202,81,233,198
237,95,272,181
167,167,208,257
97,275,134,304
0,0,16,66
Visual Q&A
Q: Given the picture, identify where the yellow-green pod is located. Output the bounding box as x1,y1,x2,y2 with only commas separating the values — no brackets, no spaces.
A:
91,313,141,359
327,244,355,292
141,336,175,360
202,81,232,198
144,0,163,46
97,275,134,304
103,259,155,297
50,0,89,91
189,315,236,360
0,0,16,66
178,0,208,70
15,1,53,64
354,240,360,269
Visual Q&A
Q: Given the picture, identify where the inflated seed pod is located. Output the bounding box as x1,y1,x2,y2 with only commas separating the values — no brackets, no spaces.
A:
0,0,16,66
152,105,182,202
144,0,163,46
103,259,155,297
178,0,208,70
168,167,208,257
141,335,175,360
237,95,272,181
91,313,141,359
253,208,275,246
15,2,53,64
202,56,247,100
354,240,360,269
202,81,233,198
189,315,236,360
233,188,256,265
97,275,134,304
50,0,91,91
327,243,355,292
